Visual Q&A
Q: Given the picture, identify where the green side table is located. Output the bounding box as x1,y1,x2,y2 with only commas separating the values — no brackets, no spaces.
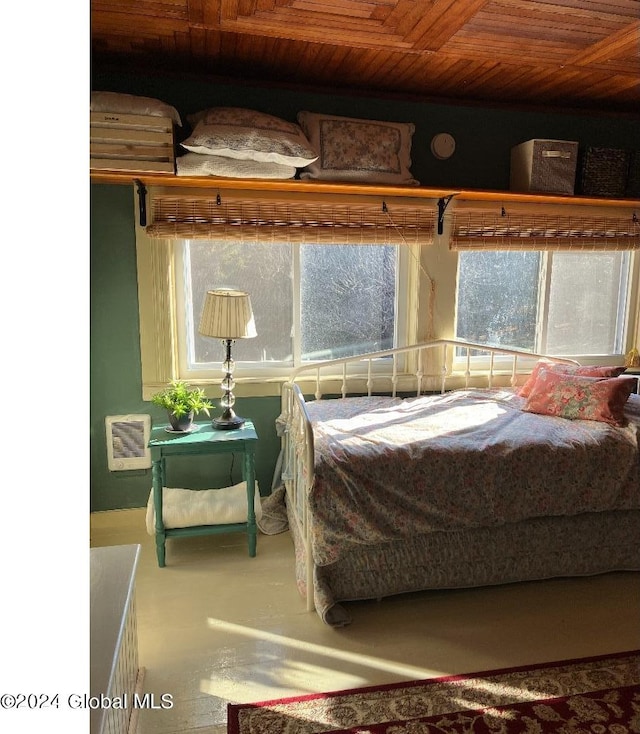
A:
148,420,259,567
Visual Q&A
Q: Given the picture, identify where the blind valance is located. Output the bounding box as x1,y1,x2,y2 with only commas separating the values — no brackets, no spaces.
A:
146,192,436,245
451,204,639,251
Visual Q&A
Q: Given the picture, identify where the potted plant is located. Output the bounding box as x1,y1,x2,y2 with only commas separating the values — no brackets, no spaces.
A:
151,380,213,432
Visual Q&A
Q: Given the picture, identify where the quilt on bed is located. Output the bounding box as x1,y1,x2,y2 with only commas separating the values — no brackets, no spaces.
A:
304,388,640,568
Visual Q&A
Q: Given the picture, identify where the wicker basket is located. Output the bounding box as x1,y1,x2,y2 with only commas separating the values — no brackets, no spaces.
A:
625,151,640,198
578,147,631,198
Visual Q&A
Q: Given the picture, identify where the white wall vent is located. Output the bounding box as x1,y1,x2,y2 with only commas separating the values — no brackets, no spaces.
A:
105,415,151,471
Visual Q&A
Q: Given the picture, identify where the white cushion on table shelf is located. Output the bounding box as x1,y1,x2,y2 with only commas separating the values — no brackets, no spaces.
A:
146,482,262,535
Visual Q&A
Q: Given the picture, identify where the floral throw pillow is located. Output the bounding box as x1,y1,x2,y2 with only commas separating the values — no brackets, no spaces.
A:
518,359,627,398
523,369,634,426
296,111,419,185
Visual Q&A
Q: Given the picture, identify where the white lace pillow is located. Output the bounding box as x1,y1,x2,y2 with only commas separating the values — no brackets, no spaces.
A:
176,152,295,179
181,107,318,168
297,111,419,185
90,91,182,126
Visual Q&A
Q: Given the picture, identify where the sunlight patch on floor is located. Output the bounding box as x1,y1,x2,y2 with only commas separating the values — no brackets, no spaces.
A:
201,616,445,702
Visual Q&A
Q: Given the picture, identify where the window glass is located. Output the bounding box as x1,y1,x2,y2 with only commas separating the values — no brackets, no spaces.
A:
300,244,396,361
546,252,627,355
456,250,629,356
456,251,541,350
187,240,293,365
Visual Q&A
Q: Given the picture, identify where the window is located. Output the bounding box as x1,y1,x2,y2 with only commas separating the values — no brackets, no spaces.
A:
175,239,412,379
455,250,631,357
136,189,638,400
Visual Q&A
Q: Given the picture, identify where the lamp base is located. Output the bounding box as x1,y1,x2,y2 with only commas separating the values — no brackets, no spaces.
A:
212,413,246,430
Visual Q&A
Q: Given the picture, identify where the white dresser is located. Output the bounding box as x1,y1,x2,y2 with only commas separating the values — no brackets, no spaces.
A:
90,544,141,734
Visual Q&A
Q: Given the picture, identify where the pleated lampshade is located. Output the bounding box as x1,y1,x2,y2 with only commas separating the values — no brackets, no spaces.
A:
198,289,257,339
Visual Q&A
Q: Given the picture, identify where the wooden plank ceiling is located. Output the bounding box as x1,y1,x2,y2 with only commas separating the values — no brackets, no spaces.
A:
91,0,640,114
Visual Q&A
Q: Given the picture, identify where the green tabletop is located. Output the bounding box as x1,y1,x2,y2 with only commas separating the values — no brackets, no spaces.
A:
149,420,258,447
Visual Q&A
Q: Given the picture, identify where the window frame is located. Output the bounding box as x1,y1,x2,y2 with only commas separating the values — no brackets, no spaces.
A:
452,246,638,367
173,238,416,380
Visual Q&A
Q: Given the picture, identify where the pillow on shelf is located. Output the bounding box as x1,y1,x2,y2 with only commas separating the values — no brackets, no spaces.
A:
296,110,419,185
90,91,182,126
518,359,627,398
176,152,296,179
180,107,318,168
522,369,634,426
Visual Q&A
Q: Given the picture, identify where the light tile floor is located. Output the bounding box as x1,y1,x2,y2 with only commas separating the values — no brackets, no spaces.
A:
90,508,640,734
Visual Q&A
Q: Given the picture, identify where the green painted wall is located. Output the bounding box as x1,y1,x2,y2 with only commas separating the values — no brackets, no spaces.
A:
90,183,283,511
90,71,639,512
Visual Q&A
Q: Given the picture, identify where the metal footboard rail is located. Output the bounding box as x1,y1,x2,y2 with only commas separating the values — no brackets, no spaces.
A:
278,338,579,613
285,338,578,400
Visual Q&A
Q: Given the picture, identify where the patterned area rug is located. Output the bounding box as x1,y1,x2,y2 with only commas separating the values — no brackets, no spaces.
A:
227,650,640,734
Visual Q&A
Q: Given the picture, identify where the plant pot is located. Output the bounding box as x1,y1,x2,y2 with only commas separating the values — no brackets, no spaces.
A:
168,411,194,432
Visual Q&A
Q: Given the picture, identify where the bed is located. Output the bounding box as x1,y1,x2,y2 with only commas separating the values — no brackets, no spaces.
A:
277,339,640,626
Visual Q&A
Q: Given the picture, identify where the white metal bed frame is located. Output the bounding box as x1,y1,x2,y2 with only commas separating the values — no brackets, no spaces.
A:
279,338,579,612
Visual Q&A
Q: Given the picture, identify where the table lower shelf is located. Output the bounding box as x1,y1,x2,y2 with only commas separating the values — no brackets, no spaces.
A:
155,520,257,565
162,521,251,538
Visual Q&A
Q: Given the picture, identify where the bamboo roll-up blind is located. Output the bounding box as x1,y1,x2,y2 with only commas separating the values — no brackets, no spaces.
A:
451,205,640,251
146,193,436,245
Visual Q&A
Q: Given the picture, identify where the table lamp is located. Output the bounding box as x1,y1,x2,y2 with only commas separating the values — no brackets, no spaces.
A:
198,289,257,429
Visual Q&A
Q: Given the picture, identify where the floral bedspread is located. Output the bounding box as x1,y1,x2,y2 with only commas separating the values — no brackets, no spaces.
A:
304,389,640,567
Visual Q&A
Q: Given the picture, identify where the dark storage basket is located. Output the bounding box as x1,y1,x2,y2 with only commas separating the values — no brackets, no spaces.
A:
625,151,640,198
579,147,631,198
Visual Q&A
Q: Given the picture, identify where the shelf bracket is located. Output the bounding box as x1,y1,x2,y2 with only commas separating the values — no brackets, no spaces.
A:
135,179,147,227
437,195,455,235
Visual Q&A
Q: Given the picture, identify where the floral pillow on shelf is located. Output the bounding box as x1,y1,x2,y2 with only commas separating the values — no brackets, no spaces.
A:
296,110,419,185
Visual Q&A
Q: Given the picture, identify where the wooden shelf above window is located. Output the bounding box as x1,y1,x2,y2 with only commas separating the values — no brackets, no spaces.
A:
89,170,640,209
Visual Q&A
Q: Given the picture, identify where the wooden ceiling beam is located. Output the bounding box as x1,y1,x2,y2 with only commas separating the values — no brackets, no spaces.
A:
567,19,640,67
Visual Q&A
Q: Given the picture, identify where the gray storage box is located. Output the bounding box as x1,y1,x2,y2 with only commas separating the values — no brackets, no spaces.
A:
510,139,578,195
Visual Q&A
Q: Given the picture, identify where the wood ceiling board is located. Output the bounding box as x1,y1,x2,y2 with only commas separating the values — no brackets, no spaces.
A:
291,0,380,20
91,13,188,36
